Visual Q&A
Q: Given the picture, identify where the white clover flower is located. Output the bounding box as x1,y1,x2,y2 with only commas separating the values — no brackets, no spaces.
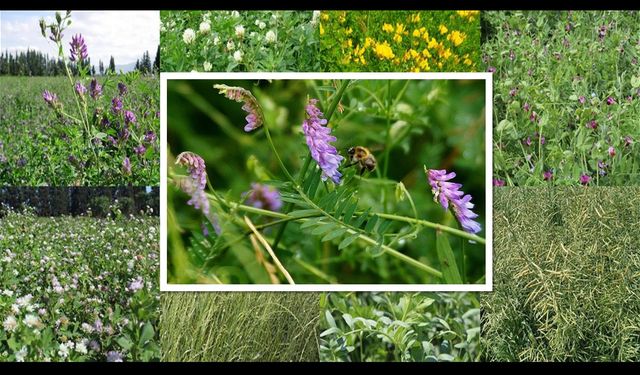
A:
203,61,213,71
24,314,41,328
199,21,211,34
231,10,240,18
312,10,321,25
81,322,94,334
3,316,17,332
233,50,243,62
16,294,32,307
2,289,13,297
227,40,235,51
75,342,88,355
265,30,277,44
235,25,245,38
249,31,258,39
15,346,27,362
183,28,196,44
58,343,69,358
258,21,266,29
213,35,220,46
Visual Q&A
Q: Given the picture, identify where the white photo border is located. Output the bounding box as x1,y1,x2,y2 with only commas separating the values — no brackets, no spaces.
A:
160,72,493,292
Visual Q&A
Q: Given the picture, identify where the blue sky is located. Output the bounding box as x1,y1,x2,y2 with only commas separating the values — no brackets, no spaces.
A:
0,11,159,66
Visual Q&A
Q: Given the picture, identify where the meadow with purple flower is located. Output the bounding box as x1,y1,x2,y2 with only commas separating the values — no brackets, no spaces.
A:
485,11,640,186
167,78,486,285
0,11,159,186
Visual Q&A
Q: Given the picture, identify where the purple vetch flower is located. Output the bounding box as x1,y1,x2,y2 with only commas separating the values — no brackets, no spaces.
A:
89,340,100,352
42,90,58,107
107,136,117,147
243,183,282,212
127,276,144,292
509,87,518,97
598,160,608,176
214,84,264,132
143,131,156,143
89,78,102,100
133,144,146,156
624,136,633,147
587,119,598,130
534,131,545,145
302,98,344,184
106,351,123,362
425,167,482,234
117,82,128,96
124,110,136,125
175,151,209,214
523,102,530,112
111,97,123,114
487,66,496,73
606,96,615,105
122,157,131,175
580,173,591,185
94,319,103,333
543,170,553,181
522,137,532,147
75,82,87,97
529,111,538,123
493,178,505,187
578,95,586,104
608,146,615,157
69,34,88,62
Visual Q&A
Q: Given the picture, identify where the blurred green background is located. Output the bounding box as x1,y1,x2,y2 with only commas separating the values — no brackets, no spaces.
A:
167,78,486,284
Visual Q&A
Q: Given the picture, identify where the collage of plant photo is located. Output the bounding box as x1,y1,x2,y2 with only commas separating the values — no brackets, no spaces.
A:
2,8,640,364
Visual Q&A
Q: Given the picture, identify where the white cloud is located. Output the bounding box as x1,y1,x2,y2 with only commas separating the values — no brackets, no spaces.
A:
1,11,159,67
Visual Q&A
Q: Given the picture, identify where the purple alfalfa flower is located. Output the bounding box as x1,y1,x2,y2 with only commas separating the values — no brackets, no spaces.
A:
522,136,532,147
425,167,482,234
487,66,496,73
122,157,131,175
17,157,27,167
608,146,616,157
534,131,545,145
580,173,592,185
523,102,530,112
529,111,539,123
111,97,123,114
133,144,146,156
587,119,598,130
606,96,615,105
107,135,117,147
89,78,102,100
143,131,156,143
302,98,344,184
117,82,128,96
42,90,58,107
75,82,87,98
509,87,518,97
106,351,123,362
124,110,136,125
214,84,264,132
89,340,100,352
69,34,88,62
493,178,505,187
624,136,633,147
118,127,130,143
578,95,586,104
543,170,553,181
243,183,282,212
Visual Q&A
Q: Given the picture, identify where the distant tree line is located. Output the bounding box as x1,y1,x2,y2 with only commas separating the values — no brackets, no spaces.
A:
0,45,160,76
0,187,159,217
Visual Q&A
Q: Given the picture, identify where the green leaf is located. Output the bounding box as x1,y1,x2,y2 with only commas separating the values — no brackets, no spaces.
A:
93,132,108,140
342,200,358,224
352,208,371,228
311,223,336,236
322,227,348,242
366,242,384,257
306,167,322,197
300,217,324,229
325,310,336,328
436,233,463,284
437,353,455,362
319,327,339,337
364,214,379,232
342,313,355,329
289,209,319,218
338,232,360,250
139,322,155,345
376,219,392,235
333,197,351,219
280,196,311,207
116,336,134,350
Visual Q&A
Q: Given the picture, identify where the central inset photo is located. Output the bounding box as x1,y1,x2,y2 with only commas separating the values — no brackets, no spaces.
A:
161,73,492,291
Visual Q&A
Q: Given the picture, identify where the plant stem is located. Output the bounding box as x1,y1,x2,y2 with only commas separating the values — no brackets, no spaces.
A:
374,212,486,244
244,216,295,284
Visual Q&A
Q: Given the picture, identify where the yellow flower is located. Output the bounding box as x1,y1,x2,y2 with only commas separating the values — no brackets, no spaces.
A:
345,27,353,35
359,56,366,65
395,23,406,35
320,23,324,35
410,13,421,23
364,37,374,48
393,34,402,43
439,24,448,35
422,48,432,58
412,29,421,38
374,41,395,60
464,57,473,66
382,23,394,33
412,67,420,72
419,60,430,71
457,10,480,22
338,12,346,24
447,30,466,47
428,38,439,50
409,49,419,59
439,48,452,60
347,39,353,47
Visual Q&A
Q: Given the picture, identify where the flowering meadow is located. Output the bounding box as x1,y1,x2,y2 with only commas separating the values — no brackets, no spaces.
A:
319,11,481,72
167,79,486,285
0,12,159,186
485,187,640,361
0,206,159,362
485,11,640,186
160,11,321,72
320,292,480,362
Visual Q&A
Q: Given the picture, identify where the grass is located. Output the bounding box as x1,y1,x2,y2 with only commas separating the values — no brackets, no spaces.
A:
483,187,640,361
160,292,321,361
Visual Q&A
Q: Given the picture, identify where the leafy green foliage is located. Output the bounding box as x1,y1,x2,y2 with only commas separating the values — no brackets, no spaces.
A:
319,292,480,362
161,292,320,361
484,187,640,361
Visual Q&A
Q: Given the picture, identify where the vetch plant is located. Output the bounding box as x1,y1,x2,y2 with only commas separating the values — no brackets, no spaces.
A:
167,79,486,285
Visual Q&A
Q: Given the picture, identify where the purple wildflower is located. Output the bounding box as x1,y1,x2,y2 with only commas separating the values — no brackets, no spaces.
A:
42,90,58,107
214,84,264,132
75,82,87,97
578,95,586,104
509,87,518,97
118,128,130,142
128,276,144,292
118,82,128,96
122,157,131,175
587,119,598,130
243,183,282,212
143,131,156,143
493,178,505,187
175,151,209,215
302,98,344,184
598,25,607,41
522,137,532,147
124,110,136,125
425,167,481,234
608,146,615,157
606,96,615,105
529,111,538,123
580,173,591,185
89,78,102,100
598,160,608,175
523,102,530,112
111,97,123,114
69,34,88,62
133,144,146,156
17,157,27,167
543,170,553,181
106,351,123,362
487,66,496,73
89,341,100,352
624,136,633,147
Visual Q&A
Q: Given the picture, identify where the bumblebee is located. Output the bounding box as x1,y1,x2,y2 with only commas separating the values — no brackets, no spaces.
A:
347,146,377,176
